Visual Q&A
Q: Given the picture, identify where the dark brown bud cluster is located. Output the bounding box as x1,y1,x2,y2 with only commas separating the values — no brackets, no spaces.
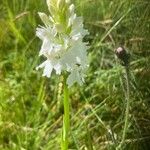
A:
115,47,129,66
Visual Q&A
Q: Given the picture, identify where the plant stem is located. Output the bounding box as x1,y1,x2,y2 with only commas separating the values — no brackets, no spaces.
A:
61,75,70,150
117,65,130,149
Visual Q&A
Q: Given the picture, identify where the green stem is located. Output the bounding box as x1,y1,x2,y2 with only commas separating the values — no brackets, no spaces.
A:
61,75,70,150
117,66,130,149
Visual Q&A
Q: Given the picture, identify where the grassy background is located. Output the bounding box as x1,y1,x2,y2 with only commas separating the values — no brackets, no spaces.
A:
0,0,150,149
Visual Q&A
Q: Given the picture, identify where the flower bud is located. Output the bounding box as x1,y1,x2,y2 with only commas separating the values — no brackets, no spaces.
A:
57,0,65,9
38,12,53,26
115,47,129,66
46,0,57,16
66,0,70,4
55,23,65,32
69,4,75,14
46,0,52,11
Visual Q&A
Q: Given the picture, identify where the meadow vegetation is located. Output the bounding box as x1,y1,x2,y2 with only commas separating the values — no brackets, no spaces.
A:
0,0,150,149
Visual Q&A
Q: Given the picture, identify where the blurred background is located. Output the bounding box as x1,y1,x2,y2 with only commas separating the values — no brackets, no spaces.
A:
0,0,150,149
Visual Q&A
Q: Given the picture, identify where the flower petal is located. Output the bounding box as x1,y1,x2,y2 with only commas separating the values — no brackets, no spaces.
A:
36,60,53,78
67,67,83,87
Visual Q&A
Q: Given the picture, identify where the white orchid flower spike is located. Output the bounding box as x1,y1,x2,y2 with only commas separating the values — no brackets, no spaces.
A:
36,0,89,87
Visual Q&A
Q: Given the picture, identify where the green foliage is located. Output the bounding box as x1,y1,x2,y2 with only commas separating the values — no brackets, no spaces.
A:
0,0,150,149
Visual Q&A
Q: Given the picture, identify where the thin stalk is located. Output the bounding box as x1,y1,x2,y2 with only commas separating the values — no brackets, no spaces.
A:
117,65,130,150
61,75,70,150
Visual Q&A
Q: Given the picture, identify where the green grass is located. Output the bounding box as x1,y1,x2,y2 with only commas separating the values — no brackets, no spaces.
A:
0,0,150,149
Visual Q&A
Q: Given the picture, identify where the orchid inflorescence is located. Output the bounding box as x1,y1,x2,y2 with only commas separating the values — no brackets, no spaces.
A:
36,0,89,87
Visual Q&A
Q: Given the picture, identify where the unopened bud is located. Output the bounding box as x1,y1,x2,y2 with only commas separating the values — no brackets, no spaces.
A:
46,0,57,15
55,23,65,32
115,47,129,66
69,4,75,14
38,12,52,26
57,0,65,9
66,0,71,4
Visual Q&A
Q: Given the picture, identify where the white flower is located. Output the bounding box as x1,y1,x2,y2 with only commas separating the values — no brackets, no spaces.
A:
36,1,89,87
